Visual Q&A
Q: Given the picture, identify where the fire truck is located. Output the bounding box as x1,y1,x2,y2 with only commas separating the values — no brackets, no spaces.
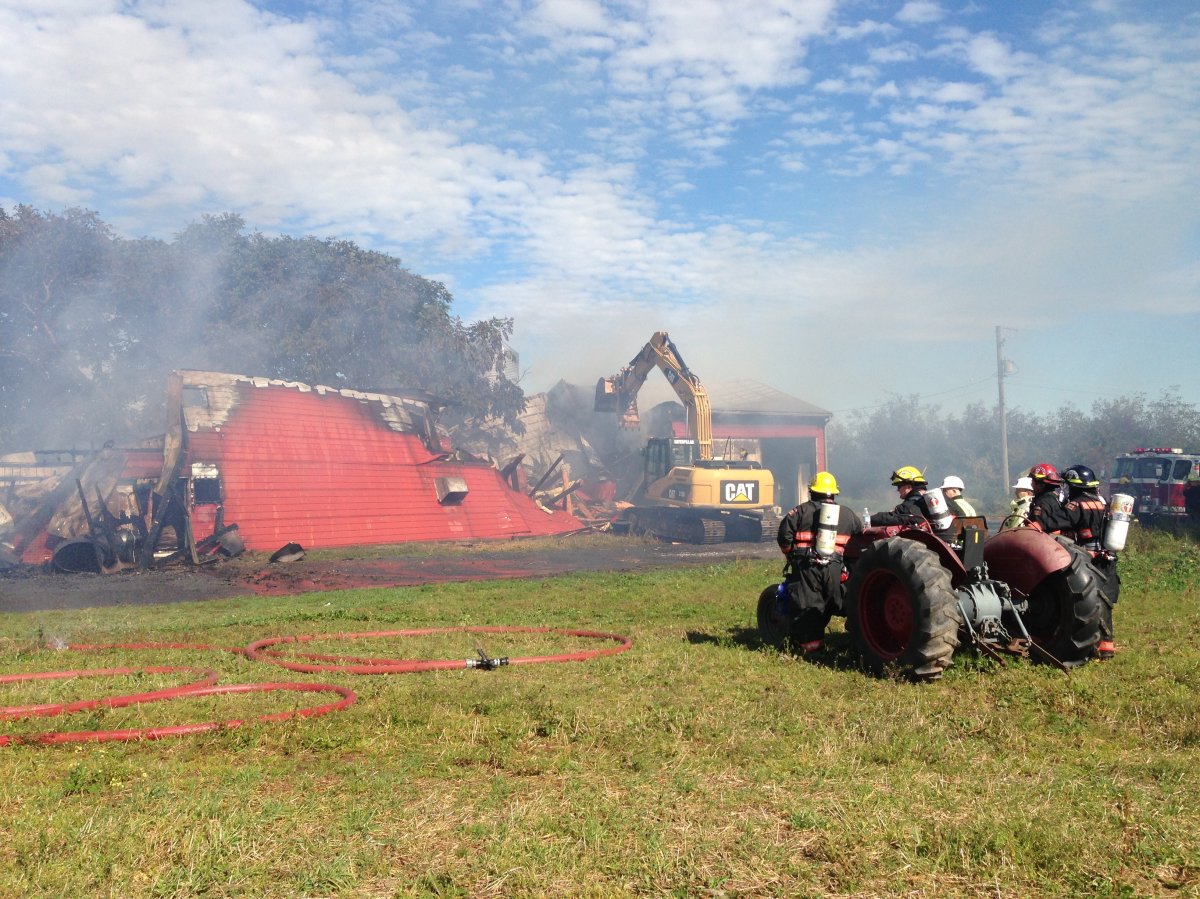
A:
1109,447,1200,524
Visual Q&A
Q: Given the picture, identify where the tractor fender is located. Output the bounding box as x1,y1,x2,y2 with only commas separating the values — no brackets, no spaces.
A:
983,528,1071,596
844,525,967,586
899,528,969,587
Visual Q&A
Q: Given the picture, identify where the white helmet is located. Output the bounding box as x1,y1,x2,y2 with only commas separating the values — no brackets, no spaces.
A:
1012,477,1034,491
940,475,965,491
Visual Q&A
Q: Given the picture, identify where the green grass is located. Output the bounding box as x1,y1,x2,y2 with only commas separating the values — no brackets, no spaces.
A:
1,532,1198,897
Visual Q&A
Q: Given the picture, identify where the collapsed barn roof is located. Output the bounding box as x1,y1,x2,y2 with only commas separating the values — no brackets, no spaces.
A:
1,370,585,571
165,370,586,551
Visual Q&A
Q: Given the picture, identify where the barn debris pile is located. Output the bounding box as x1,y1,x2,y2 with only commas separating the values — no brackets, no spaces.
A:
1,370,588,575
0,443,244,574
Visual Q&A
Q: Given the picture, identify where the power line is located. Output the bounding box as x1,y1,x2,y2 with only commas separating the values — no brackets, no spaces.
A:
831,372,996,415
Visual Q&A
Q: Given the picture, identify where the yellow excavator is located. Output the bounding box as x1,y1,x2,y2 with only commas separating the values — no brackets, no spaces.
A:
594,331,778,543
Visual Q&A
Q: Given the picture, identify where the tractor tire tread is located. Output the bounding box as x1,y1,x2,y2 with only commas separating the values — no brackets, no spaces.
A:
846,537,961,682
1025,536,1103,667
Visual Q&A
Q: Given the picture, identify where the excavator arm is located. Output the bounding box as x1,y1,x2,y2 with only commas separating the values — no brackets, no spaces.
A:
594,331,713,460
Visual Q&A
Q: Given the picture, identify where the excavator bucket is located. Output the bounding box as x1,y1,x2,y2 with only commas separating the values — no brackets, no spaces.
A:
595,377,642,427
594,377,620,413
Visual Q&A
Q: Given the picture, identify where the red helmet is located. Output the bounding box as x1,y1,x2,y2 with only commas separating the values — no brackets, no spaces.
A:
1029,463,1063,486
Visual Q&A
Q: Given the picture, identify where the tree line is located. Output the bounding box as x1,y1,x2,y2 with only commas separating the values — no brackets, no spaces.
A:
0,206,523,453
4,204,1195,516
828,391,1200,515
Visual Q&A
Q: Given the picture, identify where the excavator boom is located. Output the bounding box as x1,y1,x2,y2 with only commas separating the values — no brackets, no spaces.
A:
594,331,713,459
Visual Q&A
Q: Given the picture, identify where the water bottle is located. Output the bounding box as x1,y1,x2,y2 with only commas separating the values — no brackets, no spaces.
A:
863,507,871,527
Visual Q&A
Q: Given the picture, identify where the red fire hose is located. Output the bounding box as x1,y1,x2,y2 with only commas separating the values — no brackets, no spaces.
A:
0,681,357,746
0,666,219,718
65,641,247,655
1,626,630,745
244,626,633,675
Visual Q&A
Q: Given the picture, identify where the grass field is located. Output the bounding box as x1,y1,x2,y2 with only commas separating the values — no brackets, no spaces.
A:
1,530,1198,897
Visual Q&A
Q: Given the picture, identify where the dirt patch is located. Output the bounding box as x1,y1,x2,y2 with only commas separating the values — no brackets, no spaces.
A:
0,536,782,613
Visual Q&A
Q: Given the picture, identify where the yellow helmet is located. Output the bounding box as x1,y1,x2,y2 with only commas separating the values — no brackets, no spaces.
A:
890,466,927,486
809,471,839,495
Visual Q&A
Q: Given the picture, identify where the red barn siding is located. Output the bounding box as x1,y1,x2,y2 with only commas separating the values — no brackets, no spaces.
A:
184,378,581,550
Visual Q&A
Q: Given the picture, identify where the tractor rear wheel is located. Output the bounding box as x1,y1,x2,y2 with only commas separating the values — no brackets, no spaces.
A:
1022,536,1102,667
756,585,792,650
845,537,961,681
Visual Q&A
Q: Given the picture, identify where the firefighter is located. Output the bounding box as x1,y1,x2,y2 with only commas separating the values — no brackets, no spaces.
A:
1024,463,1069,533
1062,464,1119,659
939,475,977,517
868,466,940,529
774,471,864,653
1001,477,1035,530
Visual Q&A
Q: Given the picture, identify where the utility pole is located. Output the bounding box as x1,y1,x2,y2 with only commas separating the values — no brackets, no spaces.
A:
996,326,1012,491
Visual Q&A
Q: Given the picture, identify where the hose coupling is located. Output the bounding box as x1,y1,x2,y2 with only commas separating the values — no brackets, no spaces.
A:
466,647,510,670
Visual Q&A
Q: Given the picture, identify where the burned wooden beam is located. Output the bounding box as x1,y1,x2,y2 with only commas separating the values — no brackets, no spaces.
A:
528,454,564,496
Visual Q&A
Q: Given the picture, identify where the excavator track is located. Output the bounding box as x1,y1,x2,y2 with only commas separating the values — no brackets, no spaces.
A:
757,511,781,543
721,510,779,543
625,509,726,544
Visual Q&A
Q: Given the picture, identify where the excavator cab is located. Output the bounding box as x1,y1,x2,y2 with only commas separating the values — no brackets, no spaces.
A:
643,438,698,485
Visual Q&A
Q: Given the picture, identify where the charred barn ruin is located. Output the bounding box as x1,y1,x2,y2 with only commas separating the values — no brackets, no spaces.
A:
0,371,584,572
0,369,829,574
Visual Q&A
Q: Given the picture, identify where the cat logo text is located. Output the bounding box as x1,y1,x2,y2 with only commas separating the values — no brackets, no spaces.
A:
721,481,759,504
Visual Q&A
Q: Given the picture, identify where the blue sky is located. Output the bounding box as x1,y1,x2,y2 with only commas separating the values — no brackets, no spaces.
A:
1,0,1197,418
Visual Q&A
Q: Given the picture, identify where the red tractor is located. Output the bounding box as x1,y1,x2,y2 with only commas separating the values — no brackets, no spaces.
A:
758,520,1104,680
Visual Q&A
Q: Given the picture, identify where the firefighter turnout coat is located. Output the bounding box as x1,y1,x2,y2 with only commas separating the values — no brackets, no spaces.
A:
777,499,863,560
776,500,864,629
1063,488,1121,640
1062,490,1106,551
867,489,933,528
1026,490,1069,534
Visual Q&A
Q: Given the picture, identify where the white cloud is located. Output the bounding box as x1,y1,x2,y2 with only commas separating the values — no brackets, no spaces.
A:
871,80,901,101
868,43,920,64
895,2,945,26
534,0,611,32
930,81,986,104
796,15,1200,200
0,0,525,252
815,78,849,93
485,180,1198,407
964,33,1036,82
831,19,897,41
517,0,836,146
